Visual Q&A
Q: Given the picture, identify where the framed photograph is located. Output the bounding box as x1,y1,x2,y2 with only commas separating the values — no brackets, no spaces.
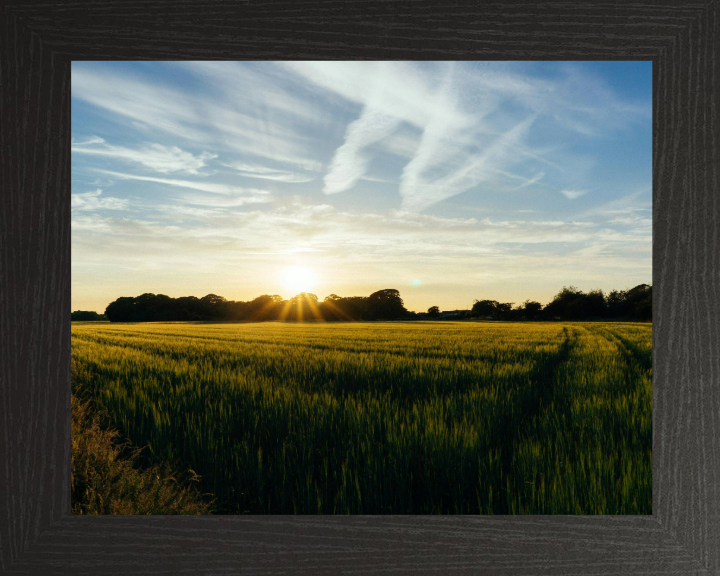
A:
2,1,718,574
68,58,653,518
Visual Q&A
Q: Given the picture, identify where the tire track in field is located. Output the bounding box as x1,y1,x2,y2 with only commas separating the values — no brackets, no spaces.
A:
607,331,652,373
491,326,579,513
505,327,578,435
585,325,652,375
573,324,653,513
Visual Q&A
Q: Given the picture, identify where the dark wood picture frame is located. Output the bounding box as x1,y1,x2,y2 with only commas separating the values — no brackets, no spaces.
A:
1,1,718,574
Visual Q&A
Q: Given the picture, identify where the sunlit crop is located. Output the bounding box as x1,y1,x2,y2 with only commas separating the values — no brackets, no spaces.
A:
71,321,652,514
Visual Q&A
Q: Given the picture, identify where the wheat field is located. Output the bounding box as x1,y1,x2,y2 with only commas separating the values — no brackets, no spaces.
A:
71,321,652,514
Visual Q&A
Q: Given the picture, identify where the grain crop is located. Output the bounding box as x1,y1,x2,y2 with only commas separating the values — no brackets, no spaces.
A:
71,321,651,514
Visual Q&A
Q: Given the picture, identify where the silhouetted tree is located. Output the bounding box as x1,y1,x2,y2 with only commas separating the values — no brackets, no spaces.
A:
519,300,543,320
608,284,651,321
627,284,651,321
367,289,407,320
175,296,202,320
245,294,283,320
494,302,514,320
319,294,348,320
105,297,136,322
427,306,440,318
284,293,319,321
471,300,499,318
200,294,228,319
542,286,609,320
71,310,106,321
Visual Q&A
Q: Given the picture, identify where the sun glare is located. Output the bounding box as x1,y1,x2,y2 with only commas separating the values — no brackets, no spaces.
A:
282,266,316,296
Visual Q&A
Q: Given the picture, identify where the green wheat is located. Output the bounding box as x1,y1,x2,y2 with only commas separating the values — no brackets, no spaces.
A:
71,321,651,514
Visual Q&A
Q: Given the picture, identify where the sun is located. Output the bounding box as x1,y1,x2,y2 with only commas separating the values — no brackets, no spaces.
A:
282,266,316,295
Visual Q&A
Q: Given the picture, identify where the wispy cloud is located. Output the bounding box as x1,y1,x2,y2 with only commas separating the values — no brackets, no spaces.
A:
72,68,208,142
400,116,536,212
74,62,650,214
72,138,216,174
324,107,401,194
224,162,316,183
171,192,271,208
578,189,651,216
560,189,587,200
285,61,650,212
95,169,271,199
72,64,326,172
283,61,462,128
512,171,545,190
72,199,651,292
290,61,477,206
71,189,128,211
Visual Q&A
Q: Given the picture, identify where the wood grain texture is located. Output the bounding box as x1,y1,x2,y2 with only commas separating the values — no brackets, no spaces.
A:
652,1,720,572
0,1,717,574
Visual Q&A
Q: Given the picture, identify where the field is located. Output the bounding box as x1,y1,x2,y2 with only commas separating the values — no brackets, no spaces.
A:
71,321,652,514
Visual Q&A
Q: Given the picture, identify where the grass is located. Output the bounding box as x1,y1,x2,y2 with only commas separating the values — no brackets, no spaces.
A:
71,360,212,515
71,321,652,514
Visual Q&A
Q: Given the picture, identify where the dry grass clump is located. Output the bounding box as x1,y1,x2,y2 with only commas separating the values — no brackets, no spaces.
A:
71,362,212,514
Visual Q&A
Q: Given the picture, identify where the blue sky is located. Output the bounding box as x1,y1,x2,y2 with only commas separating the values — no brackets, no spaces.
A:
71,61,651,313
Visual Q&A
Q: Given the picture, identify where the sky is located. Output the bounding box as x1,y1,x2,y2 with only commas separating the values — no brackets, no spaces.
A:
71,61,652,314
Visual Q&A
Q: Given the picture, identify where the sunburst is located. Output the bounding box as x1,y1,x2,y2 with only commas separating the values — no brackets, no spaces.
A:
282,266,316,295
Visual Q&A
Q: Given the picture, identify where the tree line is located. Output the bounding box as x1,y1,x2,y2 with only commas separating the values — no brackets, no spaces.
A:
102,289,408,323
458,283,651,322
87,283,650,323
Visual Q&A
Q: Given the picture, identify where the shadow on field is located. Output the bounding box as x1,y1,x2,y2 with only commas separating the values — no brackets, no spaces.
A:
491,327,579,513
